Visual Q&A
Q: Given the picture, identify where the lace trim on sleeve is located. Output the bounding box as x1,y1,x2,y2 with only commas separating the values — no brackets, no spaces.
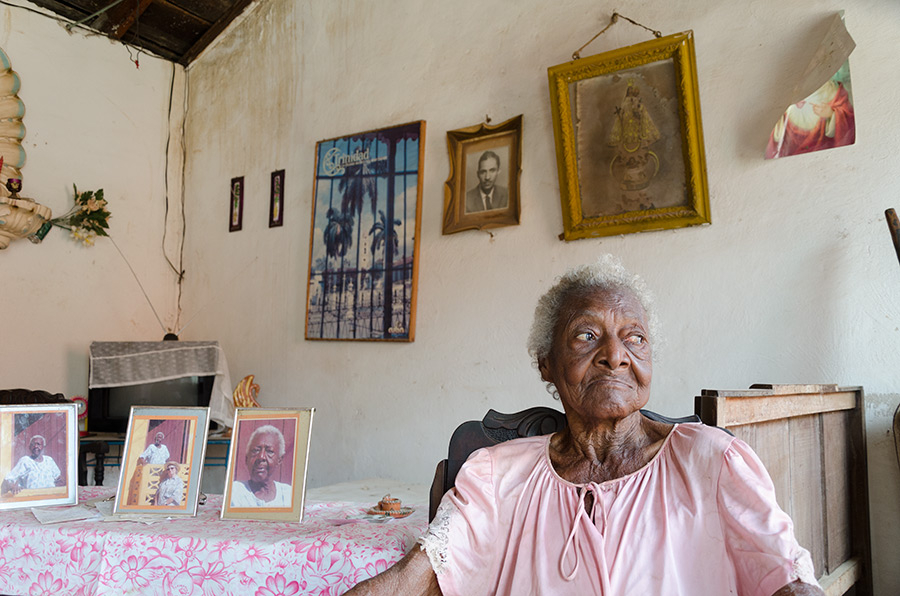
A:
417,501,455,575
790,547,819,586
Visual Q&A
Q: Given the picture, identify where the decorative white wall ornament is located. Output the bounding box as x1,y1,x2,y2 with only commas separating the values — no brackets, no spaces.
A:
0,46,51,249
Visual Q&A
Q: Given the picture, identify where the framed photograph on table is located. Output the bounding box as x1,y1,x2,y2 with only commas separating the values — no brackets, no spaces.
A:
0,403,77,511
547,31,710,240
221,407,314,522
113,406,210,517
305,121,424,341
442,115,522,235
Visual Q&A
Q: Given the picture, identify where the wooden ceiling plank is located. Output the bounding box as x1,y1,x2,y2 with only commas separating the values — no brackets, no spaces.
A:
179,0,254,65
94,0,155,39
153,0,216,25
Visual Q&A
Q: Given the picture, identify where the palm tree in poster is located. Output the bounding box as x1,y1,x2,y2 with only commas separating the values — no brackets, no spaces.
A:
369,209,401,260
322,207,354,336
337,147,382,338
368,208,401,334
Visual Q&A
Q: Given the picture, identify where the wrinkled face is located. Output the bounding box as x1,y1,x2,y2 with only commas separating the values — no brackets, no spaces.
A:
477,156,500,193
245,432,283,483
29,437,45,457
538,287,652,423
154,433,164,446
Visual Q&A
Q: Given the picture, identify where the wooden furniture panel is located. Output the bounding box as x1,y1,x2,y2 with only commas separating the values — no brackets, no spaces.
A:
696,384,871,596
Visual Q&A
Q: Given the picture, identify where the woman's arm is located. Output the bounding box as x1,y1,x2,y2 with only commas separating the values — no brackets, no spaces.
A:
771,580,825,596
345,546,441,596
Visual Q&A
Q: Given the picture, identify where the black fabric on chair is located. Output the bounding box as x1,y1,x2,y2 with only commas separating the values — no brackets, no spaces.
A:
0,388,69,404
428,407,702,521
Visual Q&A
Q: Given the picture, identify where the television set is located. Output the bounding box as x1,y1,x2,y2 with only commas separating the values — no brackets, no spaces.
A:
87,375,215,435
87,340,234,436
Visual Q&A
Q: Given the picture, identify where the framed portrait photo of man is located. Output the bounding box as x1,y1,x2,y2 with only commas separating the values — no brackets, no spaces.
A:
221,407,314,522
442,114,522,235
113,406,210,517
547,31,711,240
0,403,78,511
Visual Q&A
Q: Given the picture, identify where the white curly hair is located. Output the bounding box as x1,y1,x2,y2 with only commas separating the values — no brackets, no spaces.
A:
526,254,659,365
247,425,286,458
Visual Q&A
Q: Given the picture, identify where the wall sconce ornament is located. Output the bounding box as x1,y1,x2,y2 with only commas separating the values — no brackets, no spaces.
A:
0,47,112,250
0,45,40,250
0,176,51,248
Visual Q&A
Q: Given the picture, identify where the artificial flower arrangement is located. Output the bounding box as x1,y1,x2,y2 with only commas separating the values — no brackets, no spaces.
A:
45,184,111,246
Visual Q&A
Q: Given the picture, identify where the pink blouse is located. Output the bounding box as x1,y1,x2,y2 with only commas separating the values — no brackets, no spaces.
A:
420,423,818,596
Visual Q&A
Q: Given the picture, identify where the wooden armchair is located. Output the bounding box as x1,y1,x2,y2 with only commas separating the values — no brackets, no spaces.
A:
696,384,872,596
428,406,700,521
0,389,68,404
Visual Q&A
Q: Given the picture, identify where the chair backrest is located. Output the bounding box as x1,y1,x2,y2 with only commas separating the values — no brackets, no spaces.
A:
0,389,68,404
428,406,700,521
695,384,871,596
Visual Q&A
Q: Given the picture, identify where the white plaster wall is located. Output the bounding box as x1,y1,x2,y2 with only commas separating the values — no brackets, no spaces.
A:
183,0,900,592
0,6,182,393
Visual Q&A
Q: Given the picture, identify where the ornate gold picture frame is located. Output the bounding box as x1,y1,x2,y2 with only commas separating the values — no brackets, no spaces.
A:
442,115,522,235
548,31,710,240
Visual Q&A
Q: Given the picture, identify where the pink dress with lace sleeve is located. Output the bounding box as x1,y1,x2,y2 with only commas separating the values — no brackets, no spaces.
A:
419,423,818,596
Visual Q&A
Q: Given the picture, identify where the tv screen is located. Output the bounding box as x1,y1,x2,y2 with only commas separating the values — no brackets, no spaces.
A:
87,375,215,435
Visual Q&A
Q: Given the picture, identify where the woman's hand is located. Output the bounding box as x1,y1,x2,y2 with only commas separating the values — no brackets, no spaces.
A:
772,580,825,596
345,546,441,596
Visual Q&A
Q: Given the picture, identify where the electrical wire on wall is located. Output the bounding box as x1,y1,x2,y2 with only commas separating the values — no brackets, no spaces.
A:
163,62,189,333
0,0,190,336
0,0,150,66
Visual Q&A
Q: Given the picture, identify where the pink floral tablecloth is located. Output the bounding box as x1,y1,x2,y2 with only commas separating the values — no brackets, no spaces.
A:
0,486,428,596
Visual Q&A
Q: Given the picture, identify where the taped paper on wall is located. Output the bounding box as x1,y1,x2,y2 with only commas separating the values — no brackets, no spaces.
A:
765,12,856,160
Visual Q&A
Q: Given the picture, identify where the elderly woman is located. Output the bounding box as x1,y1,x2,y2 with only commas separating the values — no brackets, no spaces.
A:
230,424,291,507
1,435,63,495
348,256,824,596
154,461,184,506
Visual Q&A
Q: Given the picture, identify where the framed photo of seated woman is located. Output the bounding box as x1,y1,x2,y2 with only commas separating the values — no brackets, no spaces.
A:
113,406,210,517
221,407,314,522
0,403,78,511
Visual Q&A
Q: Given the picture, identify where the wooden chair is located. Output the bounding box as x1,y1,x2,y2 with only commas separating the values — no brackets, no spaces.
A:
0,388,68,404
428,406,700,521
894,403,900,478
696,384,872,596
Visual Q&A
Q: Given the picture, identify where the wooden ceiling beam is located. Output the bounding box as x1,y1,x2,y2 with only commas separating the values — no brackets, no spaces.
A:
94,0,155,39
179,0,254,65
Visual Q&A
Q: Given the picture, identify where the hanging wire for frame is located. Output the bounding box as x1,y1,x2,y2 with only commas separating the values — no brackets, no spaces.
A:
572,12,662,61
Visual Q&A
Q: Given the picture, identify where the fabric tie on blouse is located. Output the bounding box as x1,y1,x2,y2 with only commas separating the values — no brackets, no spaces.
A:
559,483,610,589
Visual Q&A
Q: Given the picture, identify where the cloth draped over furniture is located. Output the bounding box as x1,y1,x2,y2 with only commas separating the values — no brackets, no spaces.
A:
0,485,428,595
88,341,234,430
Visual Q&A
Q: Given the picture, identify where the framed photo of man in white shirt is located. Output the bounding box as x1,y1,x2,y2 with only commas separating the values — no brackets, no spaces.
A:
442,115,522,235
0,403,78,511
113,406,210,517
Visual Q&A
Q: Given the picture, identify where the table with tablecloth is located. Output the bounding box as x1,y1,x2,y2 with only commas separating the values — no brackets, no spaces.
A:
0,483,428,595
